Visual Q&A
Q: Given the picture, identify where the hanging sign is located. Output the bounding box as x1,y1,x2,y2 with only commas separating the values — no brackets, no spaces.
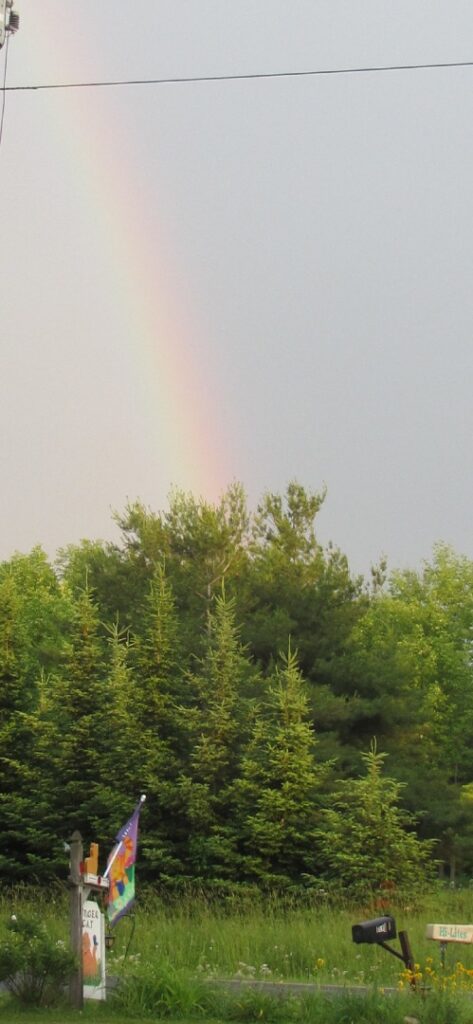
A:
82,900,106,1001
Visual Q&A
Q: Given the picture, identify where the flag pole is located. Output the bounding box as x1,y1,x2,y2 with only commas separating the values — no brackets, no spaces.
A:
104,795,146,879
103,840,122,879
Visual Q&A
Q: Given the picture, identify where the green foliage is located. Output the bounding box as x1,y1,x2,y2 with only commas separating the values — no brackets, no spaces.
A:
0,572,40,878
38,585,110,844
240,483,364,680
113,483,251,656
319,741,435,898
181,590,260,880
232,646,329,885
213,991,418,1024
346,544,473,876
118,567,193,878
112,961,213,1018
2,483,473,888
0,914,75,1006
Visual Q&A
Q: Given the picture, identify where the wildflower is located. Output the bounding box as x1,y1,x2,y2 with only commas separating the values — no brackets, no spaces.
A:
315,958,325,970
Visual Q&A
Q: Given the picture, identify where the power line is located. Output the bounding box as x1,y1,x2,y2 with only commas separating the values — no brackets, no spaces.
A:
3,57,473,92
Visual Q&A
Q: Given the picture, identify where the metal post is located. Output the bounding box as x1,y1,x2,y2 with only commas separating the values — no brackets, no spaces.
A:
69,830,84,1009
399,930,416,988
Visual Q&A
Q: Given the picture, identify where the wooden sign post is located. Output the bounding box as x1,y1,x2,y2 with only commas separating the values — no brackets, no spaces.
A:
68,831,110,1009
69,830,84,1009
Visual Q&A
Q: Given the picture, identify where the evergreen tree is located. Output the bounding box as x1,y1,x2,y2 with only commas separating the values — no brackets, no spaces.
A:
115,485,250,656
57,539,145,633
126,567,191,879
0,574,37,878
344,546,473,878
319,742,435,899
239,483,365,701
182,589,259,881
0,547,69,680
99,623,139,831
232,647,328,887
41,586,109,845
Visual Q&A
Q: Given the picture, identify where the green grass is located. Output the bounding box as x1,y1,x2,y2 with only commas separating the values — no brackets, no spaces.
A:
3,886,473,1021
0,1005,225,1024
3,992,473,1024
102,886,473,989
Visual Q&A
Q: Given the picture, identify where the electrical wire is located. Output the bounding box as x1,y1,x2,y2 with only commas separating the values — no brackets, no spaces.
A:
3,56,473,93
0,34,10,149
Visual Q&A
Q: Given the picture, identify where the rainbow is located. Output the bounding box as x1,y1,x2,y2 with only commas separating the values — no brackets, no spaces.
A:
18,7,229,501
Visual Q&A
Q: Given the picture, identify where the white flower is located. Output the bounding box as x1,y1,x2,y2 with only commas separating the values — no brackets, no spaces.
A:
259,964,272,976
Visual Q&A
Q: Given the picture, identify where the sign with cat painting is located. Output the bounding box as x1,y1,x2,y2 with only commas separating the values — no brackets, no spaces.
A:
82,900,106,1000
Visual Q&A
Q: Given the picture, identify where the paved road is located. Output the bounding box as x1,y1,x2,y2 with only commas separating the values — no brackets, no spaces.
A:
210,978,402,999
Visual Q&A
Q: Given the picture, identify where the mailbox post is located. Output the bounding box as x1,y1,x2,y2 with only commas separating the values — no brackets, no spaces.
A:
68,832,110,1009
352,915,416,986
69,831,84,1009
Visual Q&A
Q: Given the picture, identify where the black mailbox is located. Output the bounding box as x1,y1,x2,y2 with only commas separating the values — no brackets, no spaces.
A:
352,916,397,945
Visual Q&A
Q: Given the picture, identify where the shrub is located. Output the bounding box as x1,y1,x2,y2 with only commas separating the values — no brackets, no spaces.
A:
0,913,75,1006
111,961,213,1018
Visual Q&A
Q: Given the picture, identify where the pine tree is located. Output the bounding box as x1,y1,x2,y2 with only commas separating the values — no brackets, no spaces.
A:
232,646,326,887
99,623,139,831
182,589,259,881
126,567,191,878
42,586,109,845
0,574,37,878
319,741,435,899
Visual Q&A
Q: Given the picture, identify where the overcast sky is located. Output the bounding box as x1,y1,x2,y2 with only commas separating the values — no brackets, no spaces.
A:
1,1,472,576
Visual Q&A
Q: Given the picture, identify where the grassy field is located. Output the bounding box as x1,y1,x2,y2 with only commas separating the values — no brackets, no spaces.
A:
2,991,473,1024
0,1008,226,1024
3,886,473,1021
99,887,473,988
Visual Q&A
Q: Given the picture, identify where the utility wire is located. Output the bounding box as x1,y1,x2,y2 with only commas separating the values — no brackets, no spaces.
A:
0,34,10,148
3,57,473,92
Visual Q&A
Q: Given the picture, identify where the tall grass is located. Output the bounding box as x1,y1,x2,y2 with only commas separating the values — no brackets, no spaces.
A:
3,884,473,1020
103,885,473,989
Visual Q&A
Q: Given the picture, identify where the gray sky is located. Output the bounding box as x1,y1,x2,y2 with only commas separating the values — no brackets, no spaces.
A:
1,1,472,576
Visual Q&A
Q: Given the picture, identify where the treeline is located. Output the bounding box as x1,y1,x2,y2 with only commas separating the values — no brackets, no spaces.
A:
1,482,473,894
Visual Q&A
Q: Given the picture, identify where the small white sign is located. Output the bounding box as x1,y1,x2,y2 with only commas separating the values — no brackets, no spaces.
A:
82,900,106,1000
426,923,473,944
82,873,109,891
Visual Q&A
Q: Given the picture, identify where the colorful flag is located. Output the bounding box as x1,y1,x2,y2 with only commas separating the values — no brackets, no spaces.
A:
106,795,146,926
